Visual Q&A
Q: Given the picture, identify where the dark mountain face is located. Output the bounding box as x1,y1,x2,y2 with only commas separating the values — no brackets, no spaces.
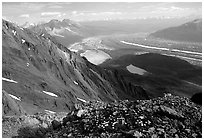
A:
100,53,202,98
149,19,202,42
2,19,149,116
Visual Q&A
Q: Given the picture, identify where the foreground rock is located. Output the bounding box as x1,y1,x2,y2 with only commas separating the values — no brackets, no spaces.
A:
191,92,202,105
3,94,201,138
2,112,67,138
47,94,202,138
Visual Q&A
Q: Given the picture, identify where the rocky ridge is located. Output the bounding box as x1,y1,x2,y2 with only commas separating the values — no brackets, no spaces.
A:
2,94,202,138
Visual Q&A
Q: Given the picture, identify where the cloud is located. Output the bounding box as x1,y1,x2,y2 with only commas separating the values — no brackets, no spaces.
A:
41,12,66,18
48,5,63,9
71,11,122,17
101,12,122,15
86,12,122,16
91,13,97,16
19,14,29,18
170,6,184,10
157,7,169,11
151,6,186,14
72,11,77,14
19,3,46,11
41,12,61,16
78,12,84,16
57,13,66,17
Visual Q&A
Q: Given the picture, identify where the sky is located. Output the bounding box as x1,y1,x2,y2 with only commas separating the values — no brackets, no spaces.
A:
2,2,202,25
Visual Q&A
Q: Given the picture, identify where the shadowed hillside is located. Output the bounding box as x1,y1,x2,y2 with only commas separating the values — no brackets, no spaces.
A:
100,53,201,98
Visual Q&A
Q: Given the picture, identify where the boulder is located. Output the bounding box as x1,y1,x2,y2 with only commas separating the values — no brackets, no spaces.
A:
191,92,202,105
51,120,61,130
133,131,143,138
154,105,184,119
77,109,87,117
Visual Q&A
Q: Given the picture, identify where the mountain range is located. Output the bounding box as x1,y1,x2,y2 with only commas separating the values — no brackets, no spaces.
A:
28,19,86,46
21,18,196,47
2,19,149,116
2,17,202,138
149,19,202,42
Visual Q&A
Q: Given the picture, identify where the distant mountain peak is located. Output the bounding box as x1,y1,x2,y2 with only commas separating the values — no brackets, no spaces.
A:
62,19,71,23
191,18,202,24
149,19,202,42
49,19,60,23
21,21,35,28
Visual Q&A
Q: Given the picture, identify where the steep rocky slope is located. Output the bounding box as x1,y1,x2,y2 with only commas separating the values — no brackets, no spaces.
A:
2,19,149,116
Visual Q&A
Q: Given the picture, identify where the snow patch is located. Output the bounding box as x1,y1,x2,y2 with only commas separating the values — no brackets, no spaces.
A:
20,27,24,30
126,64,147,75
28,48,31,51
2,77,18,83
121,41,202,56
53,33,64,37
74,81,78,85
121,41,169,51
8,94,21,101
57,49,70,62
42,91,58,97
12,30,16,35
45,110,56,114
22,39,25,43
42,34,44,36
65,27,72,32
171,49,202,55
26,63,30,67
65,27,77,34
134,52,149,55
5,25,8,29
77,97,87,103
68,42,83,52
30,23,34,26
80,50,111,65
68,48,79,52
